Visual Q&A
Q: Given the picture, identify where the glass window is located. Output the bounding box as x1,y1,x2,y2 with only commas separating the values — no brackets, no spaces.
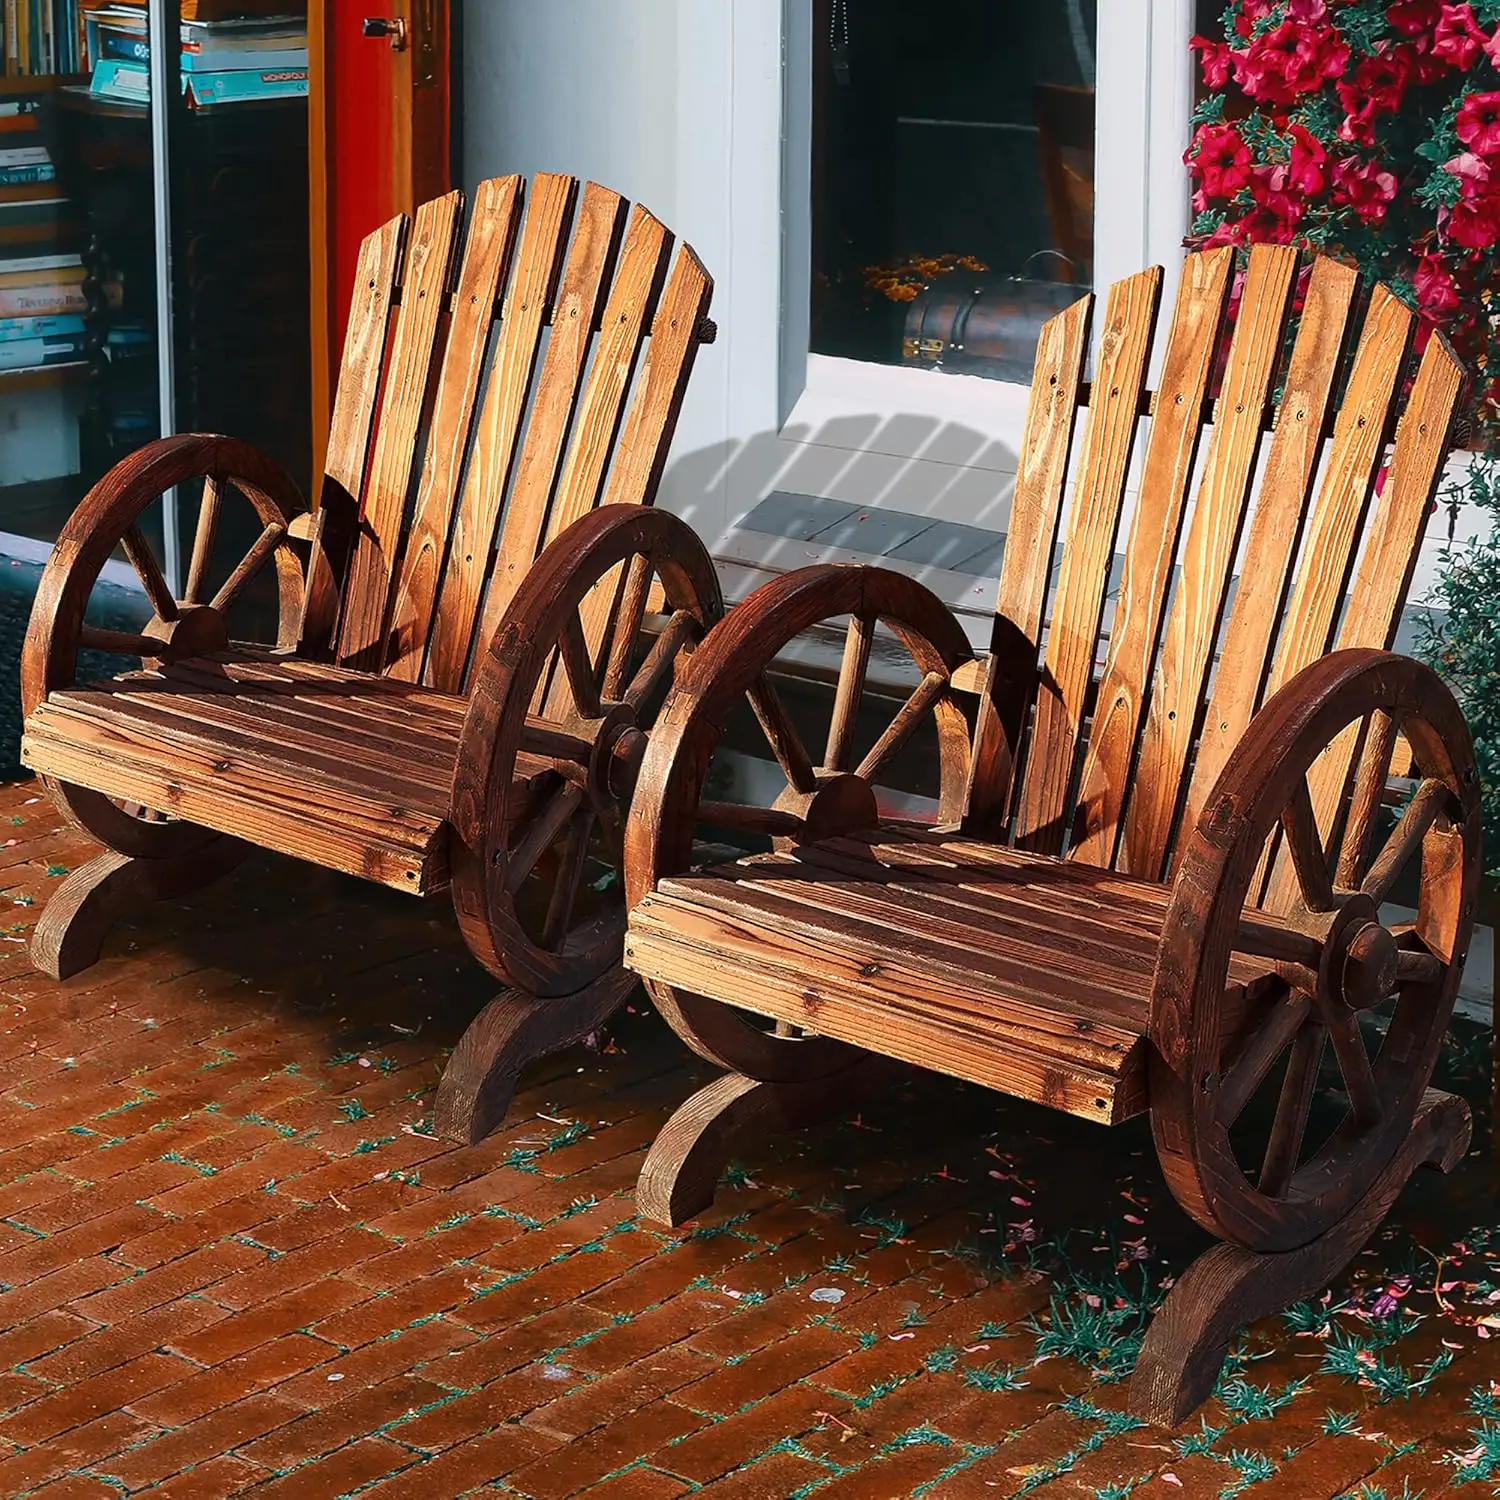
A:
810,0,1098,382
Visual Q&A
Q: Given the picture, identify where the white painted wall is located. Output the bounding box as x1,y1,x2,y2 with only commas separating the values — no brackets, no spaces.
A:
461,0,1478,622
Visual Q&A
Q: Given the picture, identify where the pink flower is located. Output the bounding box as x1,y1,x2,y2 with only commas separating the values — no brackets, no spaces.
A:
1432,3,1487,68
1191,34,1235,89
1250,163,1306,229
1287,125,1328,196
1387,0,1442,33
1414,252,1462,317
1286,0,1329,18
1188,122,1253,198
1443,150,1492,196
1338,47,1414,144
1445,190,1500,247
1235,20,1349,105
1457,90,1500,155
1332,156,1399,225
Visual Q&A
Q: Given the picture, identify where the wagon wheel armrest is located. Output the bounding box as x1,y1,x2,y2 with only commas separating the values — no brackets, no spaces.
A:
1152,646,1479,1067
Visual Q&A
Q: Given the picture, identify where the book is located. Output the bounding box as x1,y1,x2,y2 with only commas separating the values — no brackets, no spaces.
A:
0,333,86,370
98,32,307,72
0,262,84,287
0,147,50,167
0,282,86,316
0,251,82,274
0,312,85,341
89,57,148,102
184,65,307,106
0,164,56,187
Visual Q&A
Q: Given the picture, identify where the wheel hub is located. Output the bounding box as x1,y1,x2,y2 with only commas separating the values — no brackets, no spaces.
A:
772,772,880,843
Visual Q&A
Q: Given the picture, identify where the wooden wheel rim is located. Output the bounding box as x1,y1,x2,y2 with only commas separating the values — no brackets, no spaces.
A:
22,435,307,858
624,564,974,1082
450,505,723,997
1149,649,1480,1254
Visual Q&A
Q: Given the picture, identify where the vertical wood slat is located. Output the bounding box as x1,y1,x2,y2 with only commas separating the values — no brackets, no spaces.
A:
302,214,408,657
961,292,1093,839
380,176,525,681
1182,258,1360,838
549,242,718,720
336,190,464,671
422,173,579,694
1070,247,1235,869
1120,245,1299,880
1263,331,1465,912
543,209,674,541
1013,266,1161,854
1245,284,1413,909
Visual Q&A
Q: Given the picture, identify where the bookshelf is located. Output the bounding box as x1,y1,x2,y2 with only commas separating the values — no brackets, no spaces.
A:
0,2,310,547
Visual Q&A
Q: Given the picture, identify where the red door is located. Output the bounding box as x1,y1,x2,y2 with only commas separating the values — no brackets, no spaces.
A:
307,0,452,475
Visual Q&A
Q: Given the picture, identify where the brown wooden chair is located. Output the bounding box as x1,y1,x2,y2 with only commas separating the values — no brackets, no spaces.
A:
21,172,722,1144
621,245,1479,1425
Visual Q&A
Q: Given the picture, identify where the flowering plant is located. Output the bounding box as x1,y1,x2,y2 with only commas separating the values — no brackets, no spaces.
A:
863,253,988,304
1188,0,1500,444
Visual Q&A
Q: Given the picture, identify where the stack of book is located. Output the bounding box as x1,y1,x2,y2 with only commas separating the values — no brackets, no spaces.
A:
0,250,86,372
87,7,308,108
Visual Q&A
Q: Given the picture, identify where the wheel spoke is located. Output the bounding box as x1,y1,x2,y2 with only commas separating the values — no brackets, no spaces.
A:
541,807,596,949
504,782,585,893
625,609,699,710
697,800,805,837
1220,988,1313,1123
121,525,178,623
209,522,287,615
592,792,626,869
184,476,224,606
1318,1000,1382,1130
1362,778,1453,906
602,553,654,701
748,674,817,794
1394,947,1443,985
1336,710,1398,888
1281,776,1333,912
854,670,948,783
1259,1019,1326,1198
558,610,602,719
825,614,873,772
79,625,162,659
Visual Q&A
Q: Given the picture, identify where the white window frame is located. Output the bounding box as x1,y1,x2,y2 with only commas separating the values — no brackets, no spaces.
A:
777,0,1194,441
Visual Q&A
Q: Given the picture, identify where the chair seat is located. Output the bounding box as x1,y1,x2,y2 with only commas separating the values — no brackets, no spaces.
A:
21,647,552,894
626,831,1274,1124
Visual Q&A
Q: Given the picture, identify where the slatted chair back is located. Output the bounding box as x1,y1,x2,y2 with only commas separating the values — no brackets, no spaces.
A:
307,172,713,690
966,243,1465,911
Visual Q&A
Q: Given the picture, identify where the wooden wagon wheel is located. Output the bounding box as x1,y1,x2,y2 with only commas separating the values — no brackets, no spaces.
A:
21,434,306,859
1149,648,1480,1256
624,563,974,1084
449,505,722,999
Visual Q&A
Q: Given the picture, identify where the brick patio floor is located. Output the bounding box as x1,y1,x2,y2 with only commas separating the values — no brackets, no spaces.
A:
1,777,1499,1498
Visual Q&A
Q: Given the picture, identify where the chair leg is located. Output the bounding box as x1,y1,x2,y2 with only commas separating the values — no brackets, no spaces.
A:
432,969,640,1145
1130,1088,1471,1428
637,1061,885,1228
31,839,247,982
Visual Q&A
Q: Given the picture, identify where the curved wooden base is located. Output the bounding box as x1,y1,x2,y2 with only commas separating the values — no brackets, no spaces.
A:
637,1061,884,1227
432,968,640,1145
1131,1088,1471,1427
32,838,248,981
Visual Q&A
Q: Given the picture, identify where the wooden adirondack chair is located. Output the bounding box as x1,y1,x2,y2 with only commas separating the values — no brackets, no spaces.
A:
620,245,1480,1425
20,172,723,1143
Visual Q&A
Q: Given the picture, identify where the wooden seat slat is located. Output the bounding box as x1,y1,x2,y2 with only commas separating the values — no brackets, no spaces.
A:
36,690,452,818
658,862,1155,1028
23,704,445,890
628,894,1147,1122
